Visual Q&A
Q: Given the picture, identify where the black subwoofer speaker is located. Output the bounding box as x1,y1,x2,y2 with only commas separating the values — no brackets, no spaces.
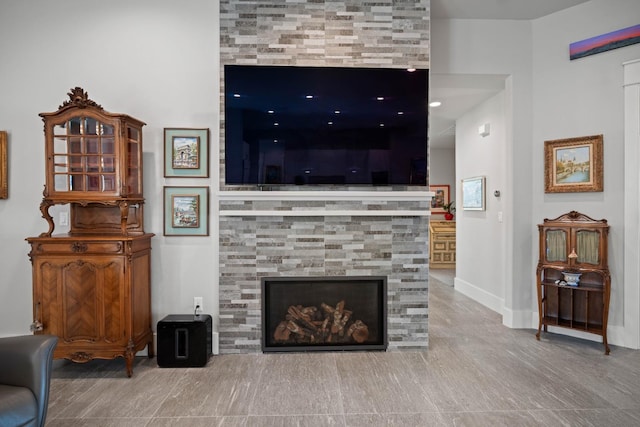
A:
157,314,212,367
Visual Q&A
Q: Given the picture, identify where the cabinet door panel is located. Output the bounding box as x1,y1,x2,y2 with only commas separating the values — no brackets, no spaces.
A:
103,260,124,343
35,257,126,344
62,261,99,341
131,254,151,338
38,261,63,336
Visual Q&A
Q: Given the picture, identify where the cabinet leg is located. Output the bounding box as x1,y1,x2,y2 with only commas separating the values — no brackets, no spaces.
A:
125,341,135,377
125,353,134,377
147,339,155,358
536,321,542,340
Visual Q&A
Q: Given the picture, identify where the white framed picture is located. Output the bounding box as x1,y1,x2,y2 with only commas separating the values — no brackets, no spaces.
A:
461,176,486,211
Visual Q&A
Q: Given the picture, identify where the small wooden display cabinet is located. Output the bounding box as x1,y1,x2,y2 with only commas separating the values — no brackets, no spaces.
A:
26,88,154,376
535,211,610,354
429,220,456,269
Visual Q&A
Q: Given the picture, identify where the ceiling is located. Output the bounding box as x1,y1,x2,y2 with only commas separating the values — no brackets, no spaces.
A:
430,0,589,21
428,0,590,148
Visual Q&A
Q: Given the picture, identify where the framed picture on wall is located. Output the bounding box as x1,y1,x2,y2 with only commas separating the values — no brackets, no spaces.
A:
429,184,450,214
164,128,210,178
163,186,209,236
461,176,486,211
544,134,603,193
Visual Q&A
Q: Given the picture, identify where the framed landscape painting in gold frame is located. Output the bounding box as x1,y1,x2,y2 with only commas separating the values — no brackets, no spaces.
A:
544,134,603,193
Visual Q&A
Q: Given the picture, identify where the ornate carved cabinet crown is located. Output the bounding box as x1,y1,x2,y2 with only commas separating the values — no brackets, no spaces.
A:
26,88,154,376
535,211,610,354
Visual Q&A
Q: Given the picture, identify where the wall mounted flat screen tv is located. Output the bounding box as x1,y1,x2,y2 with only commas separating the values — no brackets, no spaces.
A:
224,65,427,186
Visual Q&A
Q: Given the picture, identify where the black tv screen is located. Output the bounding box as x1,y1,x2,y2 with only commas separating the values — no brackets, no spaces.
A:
224,65,427,186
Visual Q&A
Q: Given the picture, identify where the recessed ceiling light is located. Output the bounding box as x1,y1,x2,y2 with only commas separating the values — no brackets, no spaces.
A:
233,93,241,98
429,101,442,107
407,68,416,72
377,97,385,101
334,110,341,114
397,111,404,115
306,95,314,99
267,110,274,114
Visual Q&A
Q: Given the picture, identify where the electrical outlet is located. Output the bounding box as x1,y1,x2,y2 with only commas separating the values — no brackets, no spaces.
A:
59,211,69,226
194,297,203,314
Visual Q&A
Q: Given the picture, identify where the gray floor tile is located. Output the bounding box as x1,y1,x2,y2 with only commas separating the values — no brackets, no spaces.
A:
45,276,640,426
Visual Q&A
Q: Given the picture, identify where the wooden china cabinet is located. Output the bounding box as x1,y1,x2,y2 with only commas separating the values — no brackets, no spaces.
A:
535,211,610,354
26,88,154,376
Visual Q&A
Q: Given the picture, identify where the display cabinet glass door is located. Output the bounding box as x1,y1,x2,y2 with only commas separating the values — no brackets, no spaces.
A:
574,229,601,266
545,229,568,263
125,126,141,196
52,117,117,193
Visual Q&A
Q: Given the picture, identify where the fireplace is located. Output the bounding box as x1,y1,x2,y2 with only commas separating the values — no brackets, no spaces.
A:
261,276,388,352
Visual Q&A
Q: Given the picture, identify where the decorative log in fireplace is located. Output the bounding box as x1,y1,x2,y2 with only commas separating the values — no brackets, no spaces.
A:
262,276,387,352
273,300,370,344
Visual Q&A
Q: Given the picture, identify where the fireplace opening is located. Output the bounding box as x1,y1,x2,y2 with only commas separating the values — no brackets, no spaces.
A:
261,276,388,352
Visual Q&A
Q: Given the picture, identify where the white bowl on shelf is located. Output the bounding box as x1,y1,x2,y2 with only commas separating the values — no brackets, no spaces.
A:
562,272,582,286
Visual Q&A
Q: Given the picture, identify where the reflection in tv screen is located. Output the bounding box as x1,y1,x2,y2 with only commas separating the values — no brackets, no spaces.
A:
224,65,428,186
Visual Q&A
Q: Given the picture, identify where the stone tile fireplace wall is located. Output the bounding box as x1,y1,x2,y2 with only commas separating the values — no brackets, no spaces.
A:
219,197,429,353
218,0,430,354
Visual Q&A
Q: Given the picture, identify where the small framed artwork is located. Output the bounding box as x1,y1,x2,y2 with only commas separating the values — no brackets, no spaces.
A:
0,131,7,199
429,184,450,214
544,134,603,193
163,186,209,236
164,128,210,177
461,176,486,211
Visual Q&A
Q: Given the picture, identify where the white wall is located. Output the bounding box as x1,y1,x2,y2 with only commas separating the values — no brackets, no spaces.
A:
0,0,220,337
433,0,640,346
431,18,534,326
454,92,507,313
429,147,456,219
532,0,640,345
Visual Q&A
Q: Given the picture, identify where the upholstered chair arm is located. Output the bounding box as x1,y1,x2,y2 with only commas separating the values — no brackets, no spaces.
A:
0,335,58,427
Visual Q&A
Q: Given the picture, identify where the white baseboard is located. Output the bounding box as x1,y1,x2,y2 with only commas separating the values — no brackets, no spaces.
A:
454,276,504,314
502,306,533,329
454,277,533,329
213,332,220,355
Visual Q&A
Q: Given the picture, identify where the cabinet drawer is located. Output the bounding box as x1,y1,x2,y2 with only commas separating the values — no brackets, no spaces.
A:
433,241,448,251
432,234,454,241
32,241,124,254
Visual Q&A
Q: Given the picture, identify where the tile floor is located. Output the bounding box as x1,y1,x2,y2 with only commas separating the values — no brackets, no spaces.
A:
45,272,640,426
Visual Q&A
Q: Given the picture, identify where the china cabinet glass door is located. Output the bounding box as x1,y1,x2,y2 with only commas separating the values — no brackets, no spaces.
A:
545,229,567,263
52,117,117,193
